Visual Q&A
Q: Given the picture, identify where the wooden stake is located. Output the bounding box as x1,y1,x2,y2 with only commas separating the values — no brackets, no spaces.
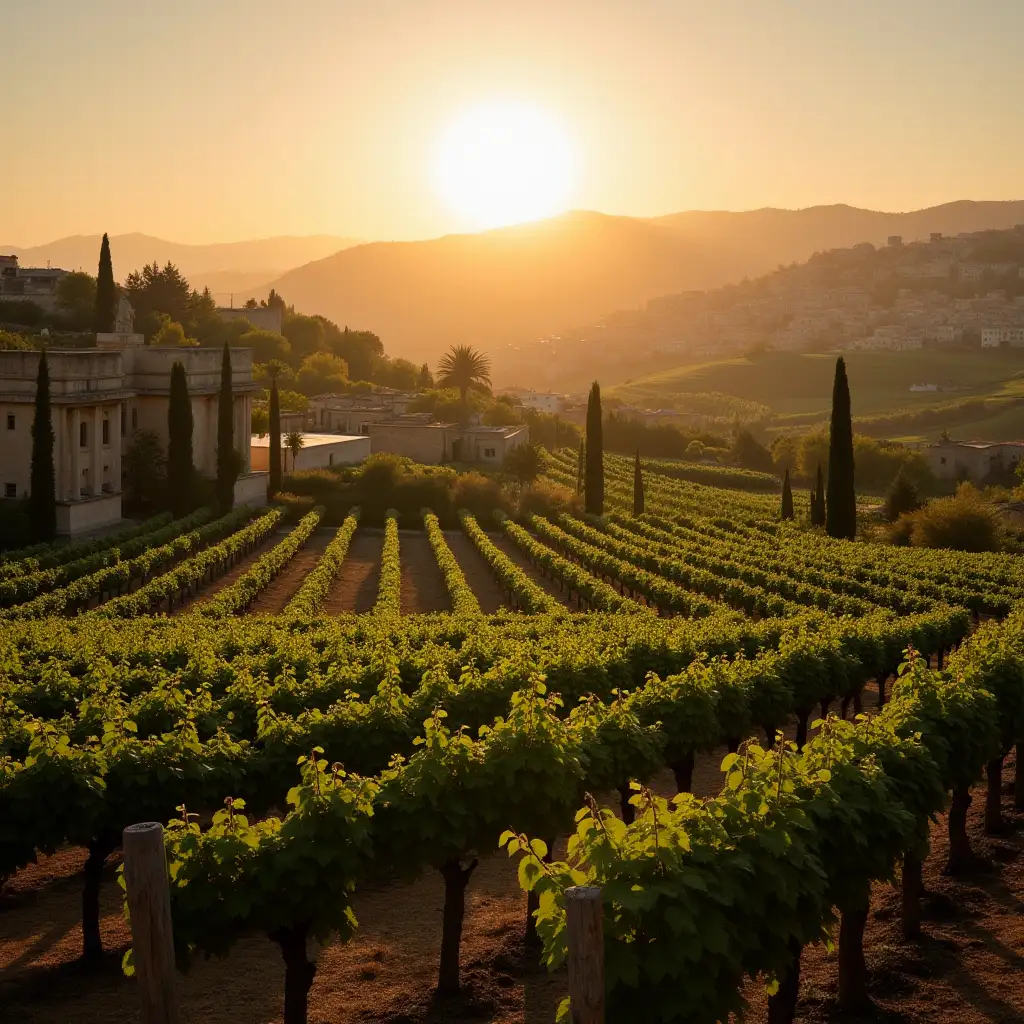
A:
122,822,181,1024
566,886,604,1024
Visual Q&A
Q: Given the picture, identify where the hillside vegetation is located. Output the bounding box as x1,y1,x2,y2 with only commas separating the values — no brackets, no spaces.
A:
611,349,1024,440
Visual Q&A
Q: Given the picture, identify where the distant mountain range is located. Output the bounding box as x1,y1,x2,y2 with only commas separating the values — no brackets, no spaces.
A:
0,233,360,302
9,202,1024,360
264,200,1024,362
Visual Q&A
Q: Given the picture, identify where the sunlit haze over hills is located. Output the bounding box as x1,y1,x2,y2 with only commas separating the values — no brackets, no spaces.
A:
4,0,1023,246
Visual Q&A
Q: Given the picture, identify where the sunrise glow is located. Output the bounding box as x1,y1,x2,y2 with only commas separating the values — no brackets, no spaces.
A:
432,102,576,230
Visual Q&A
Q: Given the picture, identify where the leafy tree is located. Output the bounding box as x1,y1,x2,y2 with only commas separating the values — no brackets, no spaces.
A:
826,356,856,539
812,465,826,526
883,469,922,523
633,450,645,514
0,330,32,350
418,362,434,389
296,352,349,395
152,320,195,347
321,323,384,383
123,430,166,511
251,405,269,437
896,484,1002,552
731,428,774,473
243,297,259,309
269,364,283,496
93,233,117,333
780,468,794,520
504,443,544,485
57,271,97,331
585,382,604,514
216,343,239,511
266,288,287,312
29,351,56,542
284,431,305,473
283,314,326,364
685,439,705,461
125,261,192,336
374,356,420,391
436,345,492,406
239,329,290,364
166,362,195,517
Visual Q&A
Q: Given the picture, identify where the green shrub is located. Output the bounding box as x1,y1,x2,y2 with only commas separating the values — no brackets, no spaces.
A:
893,483,1003,552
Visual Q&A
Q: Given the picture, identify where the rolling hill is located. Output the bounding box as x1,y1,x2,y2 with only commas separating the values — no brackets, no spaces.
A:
0,233,360,300
265,201,1024,363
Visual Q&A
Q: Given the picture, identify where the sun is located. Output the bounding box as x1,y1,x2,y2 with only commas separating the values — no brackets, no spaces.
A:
433,101,576,230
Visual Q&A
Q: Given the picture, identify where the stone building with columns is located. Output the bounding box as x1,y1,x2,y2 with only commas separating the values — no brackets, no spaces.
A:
0,340,266,536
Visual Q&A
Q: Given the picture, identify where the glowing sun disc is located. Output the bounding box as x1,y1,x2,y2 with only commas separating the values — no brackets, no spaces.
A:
434,102,575,229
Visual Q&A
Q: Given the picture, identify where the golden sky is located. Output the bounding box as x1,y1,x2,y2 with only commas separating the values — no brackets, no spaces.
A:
4,0,1023,245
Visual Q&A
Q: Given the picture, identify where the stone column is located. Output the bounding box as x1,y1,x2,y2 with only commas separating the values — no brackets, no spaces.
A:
70,407,81,501
52,405,64,501
112,403,122,492
92,406,104,495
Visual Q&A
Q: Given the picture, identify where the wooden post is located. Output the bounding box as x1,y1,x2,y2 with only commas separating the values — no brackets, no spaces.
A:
566,886,604,1024
122,822,181,1024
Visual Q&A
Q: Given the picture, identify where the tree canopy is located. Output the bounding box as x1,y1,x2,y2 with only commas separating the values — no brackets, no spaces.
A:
436,345,492,405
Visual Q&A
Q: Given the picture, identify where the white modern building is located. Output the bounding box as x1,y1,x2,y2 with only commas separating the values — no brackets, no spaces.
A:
251,433,370,474
981,327,1024,348
0,338,266,535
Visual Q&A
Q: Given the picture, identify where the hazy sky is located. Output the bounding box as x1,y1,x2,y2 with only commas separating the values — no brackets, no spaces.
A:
4,0,1023,245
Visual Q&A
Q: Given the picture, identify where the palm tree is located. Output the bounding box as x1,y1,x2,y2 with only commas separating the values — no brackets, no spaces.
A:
436,344,491,406
284,430,305,473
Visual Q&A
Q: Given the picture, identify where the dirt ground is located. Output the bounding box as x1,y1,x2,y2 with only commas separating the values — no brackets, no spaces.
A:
489,535,577,610
399,531,451,615
249,529,332,615
441,531,510,614
2,743,1020,1024
324,531,384,614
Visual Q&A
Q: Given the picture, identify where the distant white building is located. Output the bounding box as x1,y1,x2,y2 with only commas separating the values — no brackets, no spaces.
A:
932,325,963,346
982,326,1024,348
0,255,70,313
251,433,370,474
501,389,565,414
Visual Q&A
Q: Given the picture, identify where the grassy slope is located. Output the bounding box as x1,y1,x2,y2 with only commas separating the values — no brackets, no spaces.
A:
611,350,1024,429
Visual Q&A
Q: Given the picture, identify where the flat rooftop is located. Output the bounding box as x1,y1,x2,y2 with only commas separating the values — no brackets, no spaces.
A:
250,433,367,448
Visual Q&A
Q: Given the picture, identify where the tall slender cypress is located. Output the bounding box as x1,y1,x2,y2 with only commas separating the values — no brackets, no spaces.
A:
633,450,645,515
166,361,194,517
780,468,794,520
584,381,604,515
29,350,57,542
269,376,282,497
93,233,117,334
216,343,237,511
813,464,826,526
825,357,856,539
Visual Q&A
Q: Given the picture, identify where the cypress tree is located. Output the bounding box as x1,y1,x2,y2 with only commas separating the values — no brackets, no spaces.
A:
780,468,794,520
584,381,604,515
825,356,856,539
813,464,826,526
633,450,645,515
216,343,238,511
93,233,117,334
269,375,282,497
29,350,57,542
166,361,194,517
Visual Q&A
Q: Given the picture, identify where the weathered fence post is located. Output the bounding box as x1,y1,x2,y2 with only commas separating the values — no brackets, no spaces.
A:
566,886,604,1024
122,822,181,1024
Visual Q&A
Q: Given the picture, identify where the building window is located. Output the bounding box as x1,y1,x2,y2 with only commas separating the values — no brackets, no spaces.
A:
940,457,947,466
80,421,88,447
131,408,138,430
5,414,13,430
484,447,496,458
121,403,127,435
4,483,15,498
102,418,110,445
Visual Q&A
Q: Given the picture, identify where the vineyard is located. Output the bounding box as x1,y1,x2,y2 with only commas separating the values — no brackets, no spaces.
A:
2,450,1023,1024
